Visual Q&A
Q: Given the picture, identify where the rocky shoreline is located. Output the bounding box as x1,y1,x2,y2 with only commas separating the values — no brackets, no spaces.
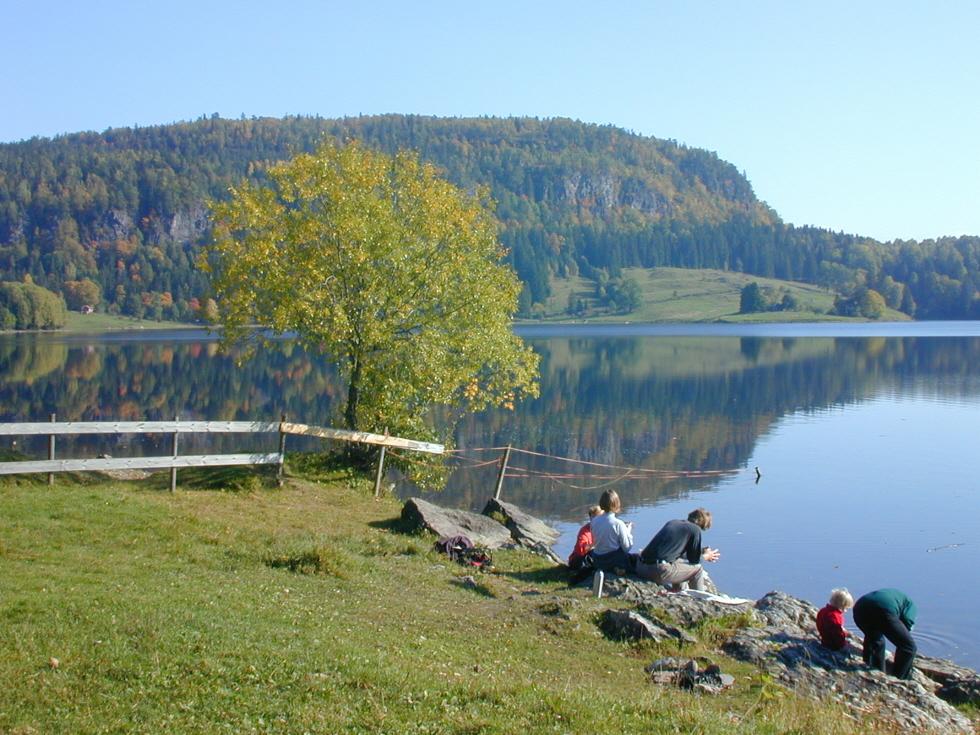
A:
403,496,979,734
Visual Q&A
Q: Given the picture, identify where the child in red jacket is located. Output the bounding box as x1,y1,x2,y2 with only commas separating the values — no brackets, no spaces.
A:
816,588,854,650
567,506,603,570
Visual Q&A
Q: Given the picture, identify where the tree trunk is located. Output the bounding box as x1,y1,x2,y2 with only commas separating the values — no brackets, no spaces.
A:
345,357,361,432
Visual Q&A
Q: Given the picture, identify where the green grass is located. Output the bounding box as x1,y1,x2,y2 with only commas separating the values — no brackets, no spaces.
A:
0,466,905,734
537,267,909,323
62,311,196,332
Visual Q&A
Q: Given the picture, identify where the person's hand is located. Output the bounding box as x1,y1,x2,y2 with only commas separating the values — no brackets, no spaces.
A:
702,548,721,562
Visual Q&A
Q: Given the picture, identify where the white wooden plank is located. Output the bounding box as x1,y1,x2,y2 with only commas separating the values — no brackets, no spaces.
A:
0,453,283,475
0,421,281,436
280,422,444,454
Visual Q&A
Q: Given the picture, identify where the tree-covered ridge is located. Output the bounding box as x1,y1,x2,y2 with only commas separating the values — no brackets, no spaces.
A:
0,114,977,321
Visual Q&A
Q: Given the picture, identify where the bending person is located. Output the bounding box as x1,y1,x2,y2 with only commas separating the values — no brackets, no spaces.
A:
588,490,634,573
636,508,720,591
853,588,917,679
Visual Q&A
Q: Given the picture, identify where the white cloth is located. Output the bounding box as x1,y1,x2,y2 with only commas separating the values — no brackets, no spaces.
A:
677,589,752,605
590,512,633,555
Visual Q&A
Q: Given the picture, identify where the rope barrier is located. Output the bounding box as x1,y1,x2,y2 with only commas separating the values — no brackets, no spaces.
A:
389,444,740,485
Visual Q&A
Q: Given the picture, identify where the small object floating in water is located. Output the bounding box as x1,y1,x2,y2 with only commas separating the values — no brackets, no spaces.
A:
926,543,965,553
754,466,762,482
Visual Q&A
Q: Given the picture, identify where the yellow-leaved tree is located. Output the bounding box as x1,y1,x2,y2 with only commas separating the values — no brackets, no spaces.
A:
204,141,539,471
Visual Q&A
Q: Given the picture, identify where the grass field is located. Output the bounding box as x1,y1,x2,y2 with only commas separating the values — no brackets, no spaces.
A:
538,267,908,323
62,312,196,332
0,461,911,734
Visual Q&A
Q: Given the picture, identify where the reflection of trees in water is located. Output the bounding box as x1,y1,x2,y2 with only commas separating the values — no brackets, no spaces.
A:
425,336,980,519
0,336,343,459
1,334,978,518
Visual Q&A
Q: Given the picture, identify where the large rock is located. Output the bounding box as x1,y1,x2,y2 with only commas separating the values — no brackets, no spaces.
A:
593,575,752,627
600,609,697,644
915,654,980,705
401,498,513,549
482,498,562,562
723,592,973,734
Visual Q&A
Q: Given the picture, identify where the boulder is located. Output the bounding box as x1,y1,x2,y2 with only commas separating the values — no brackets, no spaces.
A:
401,498,513,549
914,654,980,705
600,609,697,644
723,592,973,734
590,575,752,627
482,498,562,561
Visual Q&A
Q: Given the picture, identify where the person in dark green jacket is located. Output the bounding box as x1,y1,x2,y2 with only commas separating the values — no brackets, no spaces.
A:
852,588,917,679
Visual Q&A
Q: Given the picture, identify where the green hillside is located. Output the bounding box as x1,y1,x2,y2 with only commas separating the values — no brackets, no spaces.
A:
536,267,907,323
0,115,977,323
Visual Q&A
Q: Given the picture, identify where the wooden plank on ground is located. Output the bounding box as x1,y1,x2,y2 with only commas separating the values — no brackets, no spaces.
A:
0,453,282,475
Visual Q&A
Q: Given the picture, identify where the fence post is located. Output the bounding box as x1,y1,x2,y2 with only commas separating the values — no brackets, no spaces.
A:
169,415,179,492
48,413,56,486
493,444,512,500
373,427,388,498
277,413,287,486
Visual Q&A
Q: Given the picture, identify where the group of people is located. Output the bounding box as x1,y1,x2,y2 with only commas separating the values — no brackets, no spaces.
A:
567,489,720,591
568,489,918,680
817,586,918,679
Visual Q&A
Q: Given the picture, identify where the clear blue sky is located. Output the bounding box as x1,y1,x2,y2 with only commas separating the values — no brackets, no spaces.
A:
6,0,979,242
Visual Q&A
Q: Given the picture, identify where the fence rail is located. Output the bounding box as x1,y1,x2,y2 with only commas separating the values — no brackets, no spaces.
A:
0,417,443,493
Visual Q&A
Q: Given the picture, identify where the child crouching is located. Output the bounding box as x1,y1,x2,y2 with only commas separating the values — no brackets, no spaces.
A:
817,587,854,650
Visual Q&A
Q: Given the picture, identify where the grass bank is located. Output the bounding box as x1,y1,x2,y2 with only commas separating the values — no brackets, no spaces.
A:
1,464,896,734
62,312,196,332
537,267,908,323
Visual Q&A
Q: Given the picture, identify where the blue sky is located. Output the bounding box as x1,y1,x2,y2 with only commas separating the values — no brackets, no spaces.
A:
6,1,979,242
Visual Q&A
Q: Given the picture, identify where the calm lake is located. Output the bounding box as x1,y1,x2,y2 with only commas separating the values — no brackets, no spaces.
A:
2,322,979,668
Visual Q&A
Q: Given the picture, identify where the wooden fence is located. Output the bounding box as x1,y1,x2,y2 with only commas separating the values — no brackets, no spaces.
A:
0,416,443,494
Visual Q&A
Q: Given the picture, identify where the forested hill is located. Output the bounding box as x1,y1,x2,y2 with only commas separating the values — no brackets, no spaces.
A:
0,114,977,321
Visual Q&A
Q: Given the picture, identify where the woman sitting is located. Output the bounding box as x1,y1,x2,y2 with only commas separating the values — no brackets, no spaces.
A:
588,490,635,573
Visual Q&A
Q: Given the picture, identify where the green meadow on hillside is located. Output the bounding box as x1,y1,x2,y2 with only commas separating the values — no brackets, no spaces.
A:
538,267,908,323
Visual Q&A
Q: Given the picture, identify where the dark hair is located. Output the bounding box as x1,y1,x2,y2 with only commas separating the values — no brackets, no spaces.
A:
688,508,712,530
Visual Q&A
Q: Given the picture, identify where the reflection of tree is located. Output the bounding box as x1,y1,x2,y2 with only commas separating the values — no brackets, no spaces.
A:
426,335,980,519
0,338,68,384
0,334,343,459
2,333,979,521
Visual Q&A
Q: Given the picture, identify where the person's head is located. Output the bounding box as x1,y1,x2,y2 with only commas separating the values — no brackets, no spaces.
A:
829,588,854,611
587,505,603,519
688,508,712,530
599,490,622,514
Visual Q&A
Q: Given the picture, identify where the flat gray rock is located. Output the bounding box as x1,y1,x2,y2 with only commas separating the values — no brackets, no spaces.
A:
401,497,513,549
482,497,561,552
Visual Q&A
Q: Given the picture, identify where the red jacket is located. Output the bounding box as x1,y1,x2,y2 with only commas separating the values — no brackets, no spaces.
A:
567,522,594,567
816,604,849,650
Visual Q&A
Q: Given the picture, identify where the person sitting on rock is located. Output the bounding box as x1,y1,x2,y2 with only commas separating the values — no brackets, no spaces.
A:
853,588,918,679
588,490,635,573
568,505,603,570
635,508,720,591
816,587,854,651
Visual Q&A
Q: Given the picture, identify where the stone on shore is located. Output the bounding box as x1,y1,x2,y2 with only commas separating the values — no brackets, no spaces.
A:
723,592,973,734
600,608,697,644
482,497,562,563
401,497,513,549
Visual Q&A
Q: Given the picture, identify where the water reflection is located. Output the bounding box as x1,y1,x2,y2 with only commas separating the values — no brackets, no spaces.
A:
1,327,979,666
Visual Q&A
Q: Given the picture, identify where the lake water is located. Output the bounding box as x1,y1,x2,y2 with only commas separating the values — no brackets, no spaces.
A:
1,322,979,668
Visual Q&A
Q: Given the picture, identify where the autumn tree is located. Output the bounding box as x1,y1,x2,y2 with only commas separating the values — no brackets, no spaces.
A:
204,141,539,456
62,278,102,310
